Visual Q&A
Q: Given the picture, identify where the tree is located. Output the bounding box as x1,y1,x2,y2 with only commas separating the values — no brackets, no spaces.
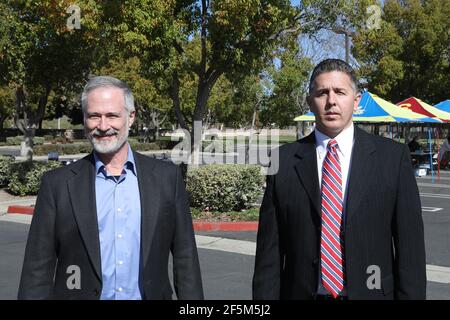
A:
99,57,172,139
352,0,450,103
260,46,312,128
0,0,99,159
97,1,369,159
210,75,263,128
0,86,15,135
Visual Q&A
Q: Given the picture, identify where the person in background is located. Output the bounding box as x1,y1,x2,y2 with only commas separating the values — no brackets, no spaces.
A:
438,136,450,168
408,136,421,153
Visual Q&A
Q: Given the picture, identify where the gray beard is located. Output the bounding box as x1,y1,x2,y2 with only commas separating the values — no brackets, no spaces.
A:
91,132,128,154
87,123,129,154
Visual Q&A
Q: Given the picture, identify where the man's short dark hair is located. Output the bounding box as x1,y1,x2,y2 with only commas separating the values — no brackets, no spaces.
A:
308,59,359,94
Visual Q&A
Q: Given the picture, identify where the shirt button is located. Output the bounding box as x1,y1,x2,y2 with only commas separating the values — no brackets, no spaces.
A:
117,234,123,239
118,260,124,265
117,208,122,212
117,287,123,292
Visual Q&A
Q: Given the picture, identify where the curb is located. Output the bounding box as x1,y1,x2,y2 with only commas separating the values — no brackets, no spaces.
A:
7,205,34,215
193,221,258,231
5,206,259,231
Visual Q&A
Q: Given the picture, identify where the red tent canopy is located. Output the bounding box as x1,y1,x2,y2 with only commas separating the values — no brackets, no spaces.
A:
397,97,450,122
397,97,436,118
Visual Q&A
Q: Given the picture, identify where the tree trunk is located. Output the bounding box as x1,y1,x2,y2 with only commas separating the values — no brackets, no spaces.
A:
21,128,35,161
170,71,188,131
0,114,5,138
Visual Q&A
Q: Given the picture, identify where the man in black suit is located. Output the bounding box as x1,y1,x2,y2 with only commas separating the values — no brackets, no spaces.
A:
18,76,203,300
253,59,426,300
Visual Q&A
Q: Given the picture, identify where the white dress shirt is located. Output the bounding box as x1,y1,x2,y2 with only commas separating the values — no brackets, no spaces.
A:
315,123,355,208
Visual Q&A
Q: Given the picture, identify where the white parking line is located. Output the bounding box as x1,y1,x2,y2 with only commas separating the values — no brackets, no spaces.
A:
0,213,33,224
196,235,256,256
422,207,443,212
426,265,450,284
418,176,450,181
421,193,450,199
195,235,450,285
418,182,450,189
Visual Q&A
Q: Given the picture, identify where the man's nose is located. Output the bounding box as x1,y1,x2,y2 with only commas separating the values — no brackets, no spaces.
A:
327,91,337,106
98,116,110,131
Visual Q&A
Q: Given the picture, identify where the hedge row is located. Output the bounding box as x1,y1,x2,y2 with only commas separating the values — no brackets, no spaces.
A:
0,156,14,186
1,155,265,213
186,164,264,212
0,156,62,195
0,136,45,146
32,141,161,156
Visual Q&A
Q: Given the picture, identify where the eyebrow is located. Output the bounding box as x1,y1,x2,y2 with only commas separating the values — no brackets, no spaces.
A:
315,87,349,93
87,112,121,116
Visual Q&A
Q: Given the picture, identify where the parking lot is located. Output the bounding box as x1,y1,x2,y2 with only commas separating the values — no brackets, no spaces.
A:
0,172,449,300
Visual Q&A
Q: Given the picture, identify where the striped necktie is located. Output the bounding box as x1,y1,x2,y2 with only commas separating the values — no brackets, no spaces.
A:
320,139,345,298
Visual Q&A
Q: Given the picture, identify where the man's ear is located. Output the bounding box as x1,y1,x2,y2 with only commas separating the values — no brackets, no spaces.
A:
353,92,361,112
306,95,316,113
129,111,136,126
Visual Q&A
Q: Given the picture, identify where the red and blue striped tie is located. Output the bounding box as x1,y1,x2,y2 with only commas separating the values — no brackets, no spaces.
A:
320,139,345,298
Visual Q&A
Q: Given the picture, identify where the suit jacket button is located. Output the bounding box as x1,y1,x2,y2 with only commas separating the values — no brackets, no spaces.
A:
94,289,100,297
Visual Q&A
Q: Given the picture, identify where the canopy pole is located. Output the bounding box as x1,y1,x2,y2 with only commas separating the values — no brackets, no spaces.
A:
436,127,440,181
428,126,434,182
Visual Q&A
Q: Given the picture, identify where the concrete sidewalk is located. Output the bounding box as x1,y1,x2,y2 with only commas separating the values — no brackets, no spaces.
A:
0,190,35,216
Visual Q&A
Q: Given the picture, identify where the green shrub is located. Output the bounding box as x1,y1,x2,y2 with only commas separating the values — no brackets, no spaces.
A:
186,164,264,212
33,141,159,155
43,135,54,141
51,136,67,144
0,155,14,186
6,136,44,146
129,141,160,151
33,143,93,156
8,160,62,196
190,207,259,221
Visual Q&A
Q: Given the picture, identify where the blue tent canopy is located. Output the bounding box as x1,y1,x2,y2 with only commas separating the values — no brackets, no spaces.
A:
295,92,441,123
434,100,450,113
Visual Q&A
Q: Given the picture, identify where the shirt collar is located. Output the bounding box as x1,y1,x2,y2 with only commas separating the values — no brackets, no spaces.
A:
94,143,137,177
314,123,354,158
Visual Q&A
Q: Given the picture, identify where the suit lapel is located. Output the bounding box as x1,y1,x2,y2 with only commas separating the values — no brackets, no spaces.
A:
345,127,376,225
133,152,159,270
294,133,321,215
67,154,102,282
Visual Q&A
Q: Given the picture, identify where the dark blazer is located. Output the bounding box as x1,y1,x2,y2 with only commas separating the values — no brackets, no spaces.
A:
253,127,426,300
18,151,203,300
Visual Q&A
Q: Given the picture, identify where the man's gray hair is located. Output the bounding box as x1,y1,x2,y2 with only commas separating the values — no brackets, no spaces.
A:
308,59,359,94
81,76,135,115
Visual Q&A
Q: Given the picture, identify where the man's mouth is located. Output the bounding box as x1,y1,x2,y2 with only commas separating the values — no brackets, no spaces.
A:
324,112,340,117
92,133,118,141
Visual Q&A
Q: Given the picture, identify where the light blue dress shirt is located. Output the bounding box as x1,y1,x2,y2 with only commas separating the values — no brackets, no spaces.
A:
94,144,142,300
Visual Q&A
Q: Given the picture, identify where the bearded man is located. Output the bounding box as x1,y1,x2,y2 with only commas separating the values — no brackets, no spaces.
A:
18,76,203,300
